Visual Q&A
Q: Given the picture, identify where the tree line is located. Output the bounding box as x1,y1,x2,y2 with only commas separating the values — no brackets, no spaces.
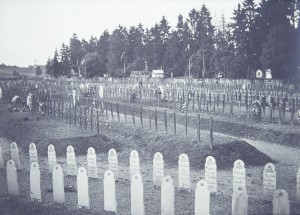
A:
46,0,300,81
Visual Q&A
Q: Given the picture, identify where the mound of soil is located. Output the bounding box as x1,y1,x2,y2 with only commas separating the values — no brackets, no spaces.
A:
145,139,273,170
46,135,122,157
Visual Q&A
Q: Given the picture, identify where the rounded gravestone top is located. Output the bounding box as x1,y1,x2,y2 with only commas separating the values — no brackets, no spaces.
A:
67,145,74,153
53,164,62,171
31,162,39,169
163,176,173,184
274,189,288,199
206,156,216,164
78,167,86,174
234,159,245,168
132,174,142,181
109,148,116,156
179,153,189,162
130,150,138,158
264,163,275,173
11,142,17,149
197,180,208,190
29,143,36,150
105,170,114,177
154,152,163,160
7,160,15,166
88,147,95,155
48,144,55,152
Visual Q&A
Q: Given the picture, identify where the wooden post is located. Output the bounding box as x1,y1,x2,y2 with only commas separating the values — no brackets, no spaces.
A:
197,113,200,143
105,103,108,120
53,98,56,118
173,111,176,135
132,105,135,126
192,92,195,111
164,108,167,133
210,115,213,150
74,105,77,126
155,108,158,131
90,107,93,131
62,97,64,121
124,103,127,123
69,96,72,124
84,107,87,129
80,107,82,128
140,105,143,128
97,109,99,135
291,98,295,125
110,102,113,121
185,110,188,138
117,103,120,122
148,108,151,130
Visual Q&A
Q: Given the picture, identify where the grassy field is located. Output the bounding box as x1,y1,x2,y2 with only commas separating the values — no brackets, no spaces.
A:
0,65,46,78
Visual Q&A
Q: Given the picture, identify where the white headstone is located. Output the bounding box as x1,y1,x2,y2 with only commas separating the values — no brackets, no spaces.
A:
273,189,290,215
297,168,300,204
52,164,65,203
233,160,246,193
77,167,90,209
10,142,21,170
0,142,4,168
87,147,98,178
263,163,276,201
195,180,210,215
29,143,38,164
104,170,117,212
48,144,57,174
161,176,175,215
205,156,217,193
178,153,190,189
108,148,118,180
6,160,19,196
0,87,2,99
67,145,77,176
153,152,164,186
99,85,104,99
131,174,144,215
232,186,248,215
130,150,140,179
30,162,41,202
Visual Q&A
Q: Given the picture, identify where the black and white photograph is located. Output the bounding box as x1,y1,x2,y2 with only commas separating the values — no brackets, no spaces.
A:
0,0,299,214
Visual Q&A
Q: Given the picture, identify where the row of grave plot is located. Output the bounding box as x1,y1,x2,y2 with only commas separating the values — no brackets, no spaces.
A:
4,159,293,215
2,142,299,214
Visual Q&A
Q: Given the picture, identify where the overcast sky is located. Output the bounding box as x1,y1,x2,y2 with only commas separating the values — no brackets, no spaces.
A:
0,0,245,67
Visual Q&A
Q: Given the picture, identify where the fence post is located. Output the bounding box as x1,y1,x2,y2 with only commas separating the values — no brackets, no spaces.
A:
173,111,176,135
148,108,151,130
110,102,113,121
197,113,200,143
185,110,188,138
132,105,135,126
140,105,143,128
90,107,93,131
164,108,167,133
117,103,120,122
125,103,127,123
80,107,82,128
84,107,87,130
210,115,213,150
155,108,158,131
97,109,99,135
69,96,72,124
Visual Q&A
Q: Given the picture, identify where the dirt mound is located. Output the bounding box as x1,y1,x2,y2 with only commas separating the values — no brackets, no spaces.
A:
45,135,122,157
146,139,272,170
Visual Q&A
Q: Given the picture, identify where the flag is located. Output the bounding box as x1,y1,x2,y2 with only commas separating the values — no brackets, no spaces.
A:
185,44,190,52
121,52,125,59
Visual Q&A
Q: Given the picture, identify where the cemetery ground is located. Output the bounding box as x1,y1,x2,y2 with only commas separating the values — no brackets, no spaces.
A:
0,101,300,214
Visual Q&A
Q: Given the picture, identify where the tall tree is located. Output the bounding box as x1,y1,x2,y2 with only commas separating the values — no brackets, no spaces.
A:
69,33,82,75
59,43,71,76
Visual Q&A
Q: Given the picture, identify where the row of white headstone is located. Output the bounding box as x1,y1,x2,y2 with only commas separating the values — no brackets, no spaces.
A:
1,142,296,214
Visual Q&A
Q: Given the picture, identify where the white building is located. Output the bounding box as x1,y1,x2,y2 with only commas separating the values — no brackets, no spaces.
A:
152,70,164,78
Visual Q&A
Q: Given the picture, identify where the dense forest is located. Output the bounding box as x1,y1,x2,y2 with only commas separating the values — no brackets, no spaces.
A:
46,0,300,81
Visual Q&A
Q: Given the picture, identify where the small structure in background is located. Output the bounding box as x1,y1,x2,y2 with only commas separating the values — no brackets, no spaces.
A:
256,69,263,79
266,69,272,79
152,70,164,78
130,71,150,78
